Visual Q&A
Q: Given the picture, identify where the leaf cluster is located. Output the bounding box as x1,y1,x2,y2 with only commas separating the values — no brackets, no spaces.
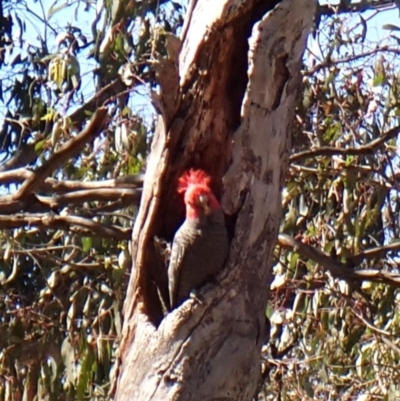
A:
0,0,183,399
262,10,400,401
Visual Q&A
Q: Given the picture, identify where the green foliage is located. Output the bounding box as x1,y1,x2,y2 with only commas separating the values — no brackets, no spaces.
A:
2,0,400,400
262,10,400,401
0,0,183,399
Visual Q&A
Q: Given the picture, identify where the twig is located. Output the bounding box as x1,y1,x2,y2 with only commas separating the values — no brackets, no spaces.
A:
89,198,140,213
290,125,400,163
13,107,108,201
0,187,142,215
277,234,400,287
306,46,400,76
350,241,400,265
0,213,131,240
0,143,41,173
349,302,391,336
36,188,142,209
28,251,110,271
0,169,144,192
318,0,395,16
380,336,400,357
0,79,126,173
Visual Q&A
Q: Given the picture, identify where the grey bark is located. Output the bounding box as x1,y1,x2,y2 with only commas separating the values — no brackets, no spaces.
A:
113,0,316,399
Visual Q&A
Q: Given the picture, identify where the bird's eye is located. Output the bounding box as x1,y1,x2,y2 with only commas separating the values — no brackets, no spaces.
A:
197,194,208,205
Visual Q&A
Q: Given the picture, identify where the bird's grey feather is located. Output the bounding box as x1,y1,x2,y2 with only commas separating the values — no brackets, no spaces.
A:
168,209,228,309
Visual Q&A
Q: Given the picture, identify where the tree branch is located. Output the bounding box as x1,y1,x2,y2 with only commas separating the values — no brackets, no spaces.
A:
89,198,140,213
318,0,396,16
44,174,144,193
0,143,40,173
306,46,400,76
12,108,108,201
0,79,126,174
68,79,126,130
0,169,144,193
0,165,143,215
350,241,400,265
0,184,142,215
277,234,400,287
290,125,400,163
36,188,141,210
0,213,131,240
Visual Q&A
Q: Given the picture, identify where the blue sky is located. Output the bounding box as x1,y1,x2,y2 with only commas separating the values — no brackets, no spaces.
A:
2,1,400,125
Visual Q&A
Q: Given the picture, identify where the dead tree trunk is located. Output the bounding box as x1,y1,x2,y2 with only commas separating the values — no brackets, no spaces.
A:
113,0,315,399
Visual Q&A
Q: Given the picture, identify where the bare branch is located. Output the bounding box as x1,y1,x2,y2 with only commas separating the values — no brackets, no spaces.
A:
0,79,127,174
0,168,31,186
0,169,144,193
13,107,108,201
43,174,144,193
306,45,400,76
0,143,40,173
36,188,141,209
68,79,126,130
318,0,396,16
277,234,400,288
0,186,142,215
0,213,131,240
350,306,391,336
350,240,400,265
290,125,400,163
89,198,140,213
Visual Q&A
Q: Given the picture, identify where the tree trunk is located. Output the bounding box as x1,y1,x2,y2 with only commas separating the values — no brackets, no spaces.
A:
113,0,315,399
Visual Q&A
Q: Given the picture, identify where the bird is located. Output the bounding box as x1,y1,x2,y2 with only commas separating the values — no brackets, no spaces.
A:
168,169,229,310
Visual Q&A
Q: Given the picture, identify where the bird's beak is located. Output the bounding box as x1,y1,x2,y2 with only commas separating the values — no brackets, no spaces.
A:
202,203,211,216
198,194,211,215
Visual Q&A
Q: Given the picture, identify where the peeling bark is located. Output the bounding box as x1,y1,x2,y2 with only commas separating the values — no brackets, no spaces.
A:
113,0,315,399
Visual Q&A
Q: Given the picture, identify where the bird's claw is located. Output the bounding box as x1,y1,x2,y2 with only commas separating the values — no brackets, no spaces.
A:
189,290,203,304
